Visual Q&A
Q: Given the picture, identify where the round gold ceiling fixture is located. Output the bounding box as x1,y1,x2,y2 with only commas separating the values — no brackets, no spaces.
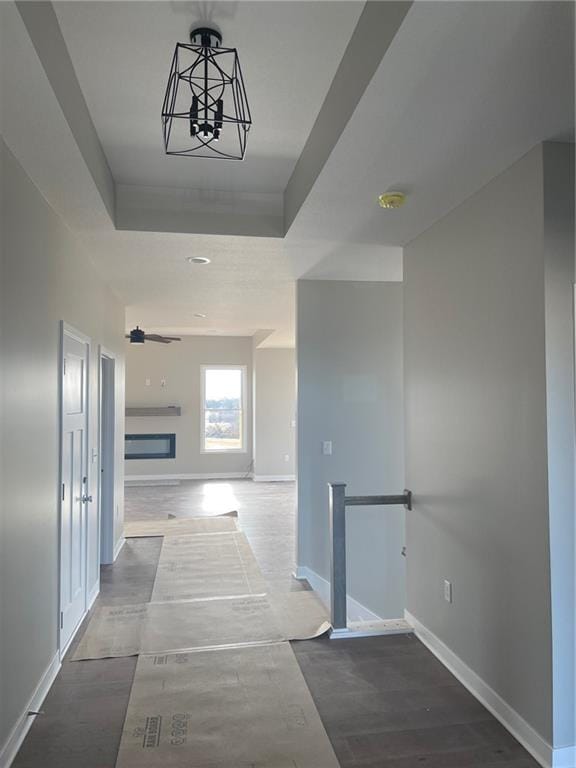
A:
378,191,406,209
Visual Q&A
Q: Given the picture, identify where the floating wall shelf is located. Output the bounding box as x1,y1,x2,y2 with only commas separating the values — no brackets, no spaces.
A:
125,406,181,417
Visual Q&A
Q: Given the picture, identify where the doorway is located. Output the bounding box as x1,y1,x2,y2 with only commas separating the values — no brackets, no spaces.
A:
99,349,116,565
59,323,91,655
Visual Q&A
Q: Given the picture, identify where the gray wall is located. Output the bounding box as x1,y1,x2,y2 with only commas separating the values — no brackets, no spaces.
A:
253,348,296,478
297,280,405,618
125,336,253,478
0,141,125,751
404,143,574,747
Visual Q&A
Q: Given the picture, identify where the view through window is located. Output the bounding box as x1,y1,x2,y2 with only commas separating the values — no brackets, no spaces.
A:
202,367,245,452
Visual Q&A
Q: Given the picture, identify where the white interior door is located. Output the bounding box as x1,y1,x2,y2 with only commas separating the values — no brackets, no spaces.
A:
60,328,90,653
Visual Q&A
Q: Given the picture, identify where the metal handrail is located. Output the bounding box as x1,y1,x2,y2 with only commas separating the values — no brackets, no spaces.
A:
345,493,411,508
328,483,412,631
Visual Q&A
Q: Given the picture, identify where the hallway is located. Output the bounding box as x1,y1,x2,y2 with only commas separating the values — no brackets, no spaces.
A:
2,3,574,764
124,479,302,593
11,480,540,767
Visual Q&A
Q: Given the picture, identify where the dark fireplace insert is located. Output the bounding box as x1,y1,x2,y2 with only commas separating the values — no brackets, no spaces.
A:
125,433,176,460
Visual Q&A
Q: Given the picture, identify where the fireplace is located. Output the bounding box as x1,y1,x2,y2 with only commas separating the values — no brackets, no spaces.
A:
125,433,176,460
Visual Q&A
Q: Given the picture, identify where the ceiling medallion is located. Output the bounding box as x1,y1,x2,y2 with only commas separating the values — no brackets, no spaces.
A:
162,26,252,161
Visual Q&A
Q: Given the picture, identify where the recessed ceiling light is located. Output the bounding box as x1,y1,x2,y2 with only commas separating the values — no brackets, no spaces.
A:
378,191,406,209
187,256,211,265
194,313,207,319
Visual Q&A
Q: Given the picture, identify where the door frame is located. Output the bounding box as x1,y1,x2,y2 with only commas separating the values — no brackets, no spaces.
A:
58,321,92,658
98,346,117,565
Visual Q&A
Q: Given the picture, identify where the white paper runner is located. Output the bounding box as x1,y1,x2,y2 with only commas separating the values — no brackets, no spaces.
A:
124,516,238,538
151,532,267,602
73,590,329,661
115,643,340,768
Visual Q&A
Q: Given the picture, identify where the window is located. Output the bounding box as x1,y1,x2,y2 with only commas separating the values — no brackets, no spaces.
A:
201,366,246,452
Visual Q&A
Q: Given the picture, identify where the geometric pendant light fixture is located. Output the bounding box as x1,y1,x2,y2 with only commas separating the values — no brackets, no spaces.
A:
161,27,252,161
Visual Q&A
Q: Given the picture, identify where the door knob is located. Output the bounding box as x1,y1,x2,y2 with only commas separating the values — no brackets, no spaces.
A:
81,494,93,504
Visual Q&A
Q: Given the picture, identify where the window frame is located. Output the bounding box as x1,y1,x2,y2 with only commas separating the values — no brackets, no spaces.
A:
200,364,248,454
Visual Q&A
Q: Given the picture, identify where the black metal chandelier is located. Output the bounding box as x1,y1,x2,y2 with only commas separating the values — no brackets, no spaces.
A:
161,27,251,161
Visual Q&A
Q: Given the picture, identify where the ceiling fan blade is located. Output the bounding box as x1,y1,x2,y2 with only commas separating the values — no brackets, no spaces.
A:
144,334,172,343
160,336,182,341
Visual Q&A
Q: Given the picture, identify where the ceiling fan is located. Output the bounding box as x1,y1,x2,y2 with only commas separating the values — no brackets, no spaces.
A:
126,326,182,345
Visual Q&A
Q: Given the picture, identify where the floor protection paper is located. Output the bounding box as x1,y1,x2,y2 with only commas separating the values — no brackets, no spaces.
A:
271,590,332,640
72,595,284,660
73,589,330,661
115,642,340,768
124,515,238,538
151,531,267,602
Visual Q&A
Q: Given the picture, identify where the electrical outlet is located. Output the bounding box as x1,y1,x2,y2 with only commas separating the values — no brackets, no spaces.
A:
322,441,333,456
444,579,453,603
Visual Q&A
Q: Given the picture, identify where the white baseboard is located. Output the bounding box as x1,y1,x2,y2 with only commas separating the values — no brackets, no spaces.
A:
252,474,295,482
113,536,125,561
405,611,572,768
125,472,249,484
294,565,382,623
125,479,181,487
0,652,61,768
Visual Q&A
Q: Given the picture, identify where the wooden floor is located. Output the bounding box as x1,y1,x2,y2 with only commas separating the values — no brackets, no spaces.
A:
14,479,539,768
125,478,305,592
294,636,539,767
12,537,160,768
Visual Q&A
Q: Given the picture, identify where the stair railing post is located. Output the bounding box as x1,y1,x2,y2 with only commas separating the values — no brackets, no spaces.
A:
329,482,347,631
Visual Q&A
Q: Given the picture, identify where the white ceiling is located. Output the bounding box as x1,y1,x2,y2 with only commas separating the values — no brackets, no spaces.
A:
81,230,296,346
54,1,362,193
4,1,574,348
0,1,113,232
288,0,574,260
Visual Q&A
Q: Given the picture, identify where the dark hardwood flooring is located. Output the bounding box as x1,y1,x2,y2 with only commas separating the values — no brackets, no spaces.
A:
293,635,539,767
13,537,161,768
14,479,540,768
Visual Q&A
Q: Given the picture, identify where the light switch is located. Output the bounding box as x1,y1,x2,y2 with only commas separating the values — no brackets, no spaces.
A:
145,378,151,387
160,378,167,388
322,441,333,456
